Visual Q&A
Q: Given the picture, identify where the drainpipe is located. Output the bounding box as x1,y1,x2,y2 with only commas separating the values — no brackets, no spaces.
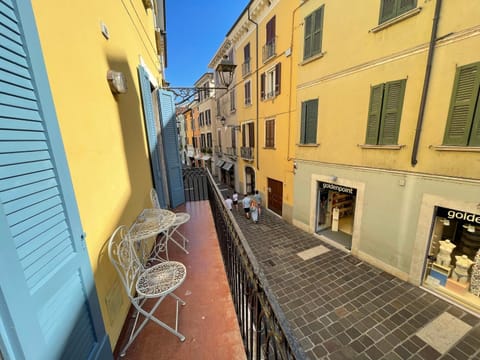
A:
248,8,260,170
411,0,443,166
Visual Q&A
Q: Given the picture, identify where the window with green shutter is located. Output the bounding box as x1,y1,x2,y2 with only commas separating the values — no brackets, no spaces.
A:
379,0,416,24
300,99,318,144
365,79,406,145
443,62,480,146
304,6,324,60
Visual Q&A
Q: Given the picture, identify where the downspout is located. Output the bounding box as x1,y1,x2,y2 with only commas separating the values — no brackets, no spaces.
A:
411,0,443,166
248,8,260,170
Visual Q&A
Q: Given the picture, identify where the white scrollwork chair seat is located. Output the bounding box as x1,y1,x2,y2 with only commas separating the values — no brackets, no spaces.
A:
108,226,186,357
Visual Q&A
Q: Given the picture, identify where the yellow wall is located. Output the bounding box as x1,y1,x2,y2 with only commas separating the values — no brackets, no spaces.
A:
32,0,162,347
295,0,480,179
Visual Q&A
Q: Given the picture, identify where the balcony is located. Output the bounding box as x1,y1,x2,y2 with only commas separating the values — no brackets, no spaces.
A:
225,146,237,157
240,146,254,160
241,60,251,77
262,37,276,63
214,145,223,156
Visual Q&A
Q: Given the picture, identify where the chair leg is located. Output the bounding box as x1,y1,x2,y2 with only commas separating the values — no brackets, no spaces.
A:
120,295,185,356
170,226,189,254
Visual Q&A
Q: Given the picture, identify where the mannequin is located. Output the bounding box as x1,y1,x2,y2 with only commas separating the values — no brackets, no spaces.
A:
451,255,474,283
436,239,456,266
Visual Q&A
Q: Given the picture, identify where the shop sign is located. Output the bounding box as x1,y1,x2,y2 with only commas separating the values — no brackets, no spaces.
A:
319,182,356,195
437,206,480,224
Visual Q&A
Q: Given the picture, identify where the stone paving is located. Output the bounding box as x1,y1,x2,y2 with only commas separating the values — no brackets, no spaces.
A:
221,187,480,360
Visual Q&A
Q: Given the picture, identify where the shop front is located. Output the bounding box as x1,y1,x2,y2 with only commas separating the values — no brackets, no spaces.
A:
315,181,357,250
422,206,480,313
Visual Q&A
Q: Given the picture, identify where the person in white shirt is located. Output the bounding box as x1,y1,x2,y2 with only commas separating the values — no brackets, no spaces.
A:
225,196,233,211
232,191,239,211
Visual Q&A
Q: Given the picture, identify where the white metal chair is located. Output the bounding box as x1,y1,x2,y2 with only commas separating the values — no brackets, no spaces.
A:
150,188,191,254
108,225,186,357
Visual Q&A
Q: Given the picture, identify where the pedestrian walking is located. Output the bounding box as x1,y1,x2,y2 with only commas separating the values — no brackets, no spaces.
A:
232,191,239,211
242,193,251,219
250,197,258,223
254,190,262,217
225,196,233,211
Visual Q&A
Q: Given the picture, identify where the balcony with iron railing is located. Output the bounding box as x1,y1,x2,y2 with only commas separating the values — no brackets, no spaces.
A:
262,37,276,63
225,146,237,157
240,146,254,160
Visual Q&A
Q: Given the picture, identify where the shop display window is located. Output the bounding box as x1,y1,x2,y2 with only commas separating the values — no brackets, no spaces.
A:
423,207,480,313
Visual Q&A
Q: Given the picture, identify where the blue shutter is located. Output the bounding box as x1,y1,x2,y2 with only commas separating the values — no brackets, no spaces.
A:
0,1,111,359
158,90,185,208
138,66,167,208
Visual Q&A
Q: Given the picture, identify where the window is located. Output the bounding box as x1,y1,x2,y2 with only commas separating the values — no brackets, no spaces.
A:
193,137,198,149
199,112,205,127
242,122,255,148
207,133,212,148
205,109,211,126
265,119,275,148
244,81,251,105
230,89,236,112
200,134,206,148
379,0,416,24
300,99,318,144
263,16,276,62
261,63,281,100
443,62,480,146
365,79,406,145
243,43,251,76
304,6,324,60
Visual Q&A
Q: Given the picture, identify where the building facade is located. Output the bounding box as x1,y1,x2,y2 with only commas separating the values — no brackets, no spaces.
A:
0,0,183,357
292,0,480,314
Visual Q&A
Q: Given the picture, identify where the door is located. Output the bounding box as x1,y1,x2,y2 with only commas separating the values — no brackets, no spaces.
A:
267,178,283,216
138,66,167,208
0,1,110,359
245,166,255,194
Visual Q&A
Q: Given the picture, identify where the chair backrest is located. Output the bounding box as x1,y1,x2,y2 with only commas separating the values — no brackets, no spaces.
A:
150,188,161,209
108,225,142,298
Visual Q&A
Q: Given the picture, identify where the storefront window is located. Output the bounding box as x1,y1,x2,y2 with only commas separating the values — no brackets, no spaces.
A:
423,207,480,313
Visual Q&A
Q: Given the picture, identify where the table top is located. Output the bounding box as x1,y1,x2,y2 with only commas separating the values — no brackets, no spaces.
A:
128,208,176,241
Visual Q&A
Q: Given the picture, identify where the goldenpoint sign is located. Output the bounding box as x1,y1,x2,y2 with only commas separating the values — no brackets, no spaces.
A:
438,207,480,224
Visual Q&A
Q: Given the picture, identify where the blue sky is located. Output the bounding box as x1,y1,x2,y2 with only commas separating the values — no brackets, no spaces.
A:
165,0,250,87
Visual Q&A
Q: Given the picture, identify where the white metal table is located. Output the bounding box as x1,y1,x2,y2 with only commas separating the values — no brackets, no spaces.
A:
128,208,176,264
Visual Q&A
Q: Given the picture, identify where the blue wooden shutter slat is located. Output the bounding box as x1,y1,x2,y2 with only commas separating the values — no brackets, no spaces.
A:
0,140,48,153
0,176,56,202
0,159,52,179
11,203,62,237
6,194,61,228
0,128,45,141
0,1,16,20
158,89,185,208
0,150,50,166
0,68,33,88
0,56,30,78
18,227,68,265
0,169,54,191
0,81,35,99
0,104,42,121
0,119,44,131
3,186,59,214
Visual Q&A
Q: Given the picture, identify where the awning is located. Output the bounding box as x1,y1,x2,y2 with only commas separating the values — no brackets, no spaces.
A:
222,162,233,171
202,155,211,161
216,160,225,167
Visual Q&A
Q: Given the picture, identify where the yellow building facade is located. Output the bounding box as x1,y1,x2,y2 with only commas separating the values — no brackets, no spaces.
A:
292,0,480,314
31,0,167,348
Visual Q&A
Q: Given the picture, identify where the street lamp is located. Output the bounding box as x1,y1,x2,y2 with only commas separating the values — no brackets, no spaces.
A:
220,116,241,131
167,55,236,105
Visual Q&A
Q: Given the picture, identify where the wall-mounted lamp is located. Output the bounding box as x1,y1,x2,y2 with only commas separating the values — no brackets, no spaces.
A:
463,224,476,233
107,70,127,94
330,175,338,182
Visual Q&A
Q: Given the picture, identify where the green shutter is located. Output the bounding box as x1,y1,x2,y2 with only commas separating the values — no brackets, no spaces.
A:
300,102,307,143
470,96,480,146
379,79,406,145
305,99,318,144
311,6,324,56
379,0,397,23
443,63,480,145
275,63,281,95
303,13,313,59
365,84,385,144
398,0,416,14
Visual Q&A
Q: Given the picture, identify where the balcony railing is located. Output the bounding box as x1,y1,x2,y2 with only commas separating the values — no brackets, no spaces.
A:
240,146,254,160
262,37,276,63
225,147,237,157
242,61,251,77
182,167,305,359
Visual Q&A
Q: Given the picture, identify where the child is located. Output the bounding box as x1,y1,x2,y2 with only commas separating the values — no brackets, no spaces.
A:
250,198,258,223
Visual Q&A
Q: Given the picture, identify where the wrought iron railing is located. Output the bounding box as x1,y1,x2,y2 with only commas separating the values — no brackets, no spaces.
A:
262,37,276,63
240,146,254,160
183,167,305,359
